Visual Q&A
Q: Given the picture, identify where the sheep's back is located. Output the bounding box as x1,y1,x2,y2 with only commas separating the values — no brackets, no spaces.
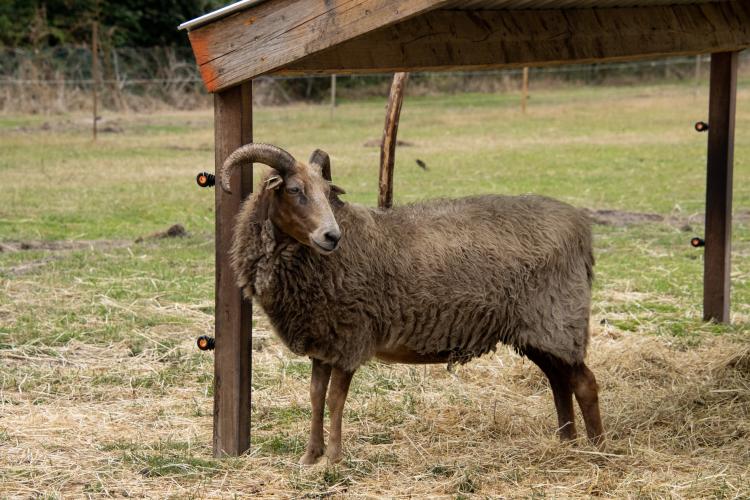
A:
359,195,593,365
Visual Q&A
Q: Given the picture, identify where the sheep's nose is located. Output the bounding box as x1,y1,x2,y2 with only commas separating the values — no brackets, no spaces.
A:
324,228,341,247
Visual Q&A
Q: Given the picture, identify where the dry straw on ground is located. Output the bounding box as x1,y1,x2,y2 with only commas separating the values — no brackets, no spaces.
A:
1,291,748,498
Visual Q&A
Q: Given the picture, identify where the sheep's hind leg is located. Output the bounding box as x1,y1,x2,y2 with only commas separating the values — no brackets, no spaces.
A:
571,363,604,446
300,358,332,465
524,348,577,440
325,367,355,464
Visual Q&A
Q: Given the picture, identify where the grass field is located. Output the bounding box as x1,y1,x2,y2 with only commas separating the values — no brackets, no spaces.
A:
1,80,749,498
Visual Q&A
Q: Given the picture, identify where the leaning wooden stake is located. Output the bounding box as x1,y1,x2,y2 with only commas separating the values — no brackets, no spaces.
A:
378,72,409,209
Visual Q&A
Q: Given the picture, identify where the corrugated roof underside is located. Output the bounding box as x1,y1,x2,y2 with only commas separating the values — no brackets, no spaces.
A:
444,0,722,8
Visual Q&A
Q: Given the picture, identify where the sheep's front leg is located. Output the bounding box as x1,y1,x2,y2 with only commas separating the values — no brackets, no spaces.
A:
325,367,354,464
299,358,332,465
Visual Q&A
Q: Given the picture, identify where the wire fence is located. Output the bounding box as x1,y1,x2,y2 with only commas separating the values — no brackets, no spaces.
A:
1,47,748,113
0,46,205,112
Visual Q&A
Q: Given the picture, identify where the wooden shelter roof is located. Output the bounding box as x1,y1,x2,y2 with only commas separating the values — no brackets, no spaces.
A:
181,0,749,93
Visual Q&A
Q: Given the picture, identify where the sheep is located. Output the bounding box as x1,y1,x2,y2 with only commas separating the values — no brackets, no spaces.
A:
221,143,604,465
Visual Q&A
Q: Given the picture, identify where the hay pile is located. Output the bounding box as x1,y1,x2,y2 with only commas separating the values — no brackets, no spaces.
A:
0,305,748,498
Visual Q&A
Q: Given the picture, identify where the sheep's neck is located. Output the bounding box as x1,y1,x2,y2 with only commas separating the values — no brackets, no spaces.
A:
252,221,326,357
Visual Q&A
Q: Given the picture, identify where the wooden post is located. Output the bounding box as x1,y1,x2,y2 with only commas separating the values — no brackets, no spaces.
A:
703,52,737,323
330,74,337,119
694,54,701,98
521,67,529,114
213,81,253,456
378,72,408,209
92,20,99,141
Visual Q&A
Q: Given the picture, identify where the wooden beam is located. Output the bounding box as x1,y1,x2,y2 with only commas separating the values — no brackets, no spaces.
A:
187,0,449,93
213,82,253,457
703,51,737,323
378,72,409,209
279,2,750,75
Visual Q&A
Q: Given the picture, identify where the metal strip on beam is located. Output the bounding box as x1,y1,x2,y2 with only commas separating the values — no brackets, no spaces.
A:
179,0,267,32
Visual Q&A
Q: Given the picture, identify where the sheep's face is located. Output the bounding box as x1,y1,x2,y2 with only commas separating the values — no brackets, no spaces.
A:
266,162,342,254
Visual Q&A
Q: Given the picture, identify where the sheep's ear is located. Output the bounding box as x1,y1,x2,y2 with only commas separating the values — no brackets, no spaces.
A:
329,184,346,208
309,149,332,181
265,175,283,191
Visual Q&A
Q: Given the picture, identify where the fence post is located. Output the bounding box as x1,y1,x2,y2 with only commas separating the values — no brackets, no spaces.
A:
91,20,99,140
330,74,337,119
521,67,529,114
694,55,702,98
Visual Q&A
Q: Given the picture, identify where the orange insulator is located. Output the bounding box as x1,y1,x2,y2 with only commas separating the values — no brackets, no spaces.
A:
196,172,215,188
197,335,215,351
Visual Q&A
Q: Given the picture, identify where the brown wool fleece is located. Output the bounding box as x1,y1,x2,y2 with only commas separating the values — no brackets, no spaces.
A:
231,174,594,372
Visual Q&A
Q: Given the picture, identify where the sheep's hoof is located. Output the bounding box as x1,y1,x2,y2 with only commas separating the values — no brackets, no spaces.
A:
299,450,325,466
324,450,343,465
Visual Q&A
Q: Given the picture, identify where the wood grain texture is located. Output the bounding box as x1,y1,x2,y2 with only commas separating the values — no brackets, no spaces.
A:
703,51,737,323
187,0,449,92
378,72,409,209
279,2,750,75
213,82,253,457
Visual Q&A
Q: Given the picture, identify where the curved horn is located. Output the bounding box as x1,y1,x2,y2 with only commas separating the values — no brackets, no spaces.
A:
309,149,331,181
220,143,297,193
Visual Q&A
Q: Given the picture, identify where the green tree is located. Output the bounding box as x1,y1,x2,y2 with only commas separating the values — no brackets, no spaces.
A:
0,0,225,48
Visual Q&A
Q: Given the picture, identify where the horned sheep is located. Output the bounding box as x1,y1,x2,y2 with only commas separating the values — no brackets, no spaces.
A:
221,143,604,465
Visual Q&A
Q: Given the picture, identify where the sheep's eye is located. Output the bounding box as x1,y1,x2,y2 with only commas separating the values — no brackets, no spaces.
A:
286,186,301,195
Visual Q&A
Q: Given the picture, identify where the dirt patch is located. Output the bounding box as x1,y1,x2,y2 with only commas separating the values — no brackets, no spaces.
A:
586,208,750,229
98,122,124,134
732,209,750,223
165,144,212,152
1,225,187,254
0,225,185,276
135,224,187,243
14,118,125,134
362,138,414,147
0,239,133,276
0,239,132,253
585,209,664,227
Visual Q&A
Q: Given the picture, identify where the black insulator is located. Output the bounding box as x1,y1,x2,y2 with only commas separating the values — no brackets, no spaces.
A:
694,121,709,132
196,172,215,188
197,335,215,351
690,237,705,248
